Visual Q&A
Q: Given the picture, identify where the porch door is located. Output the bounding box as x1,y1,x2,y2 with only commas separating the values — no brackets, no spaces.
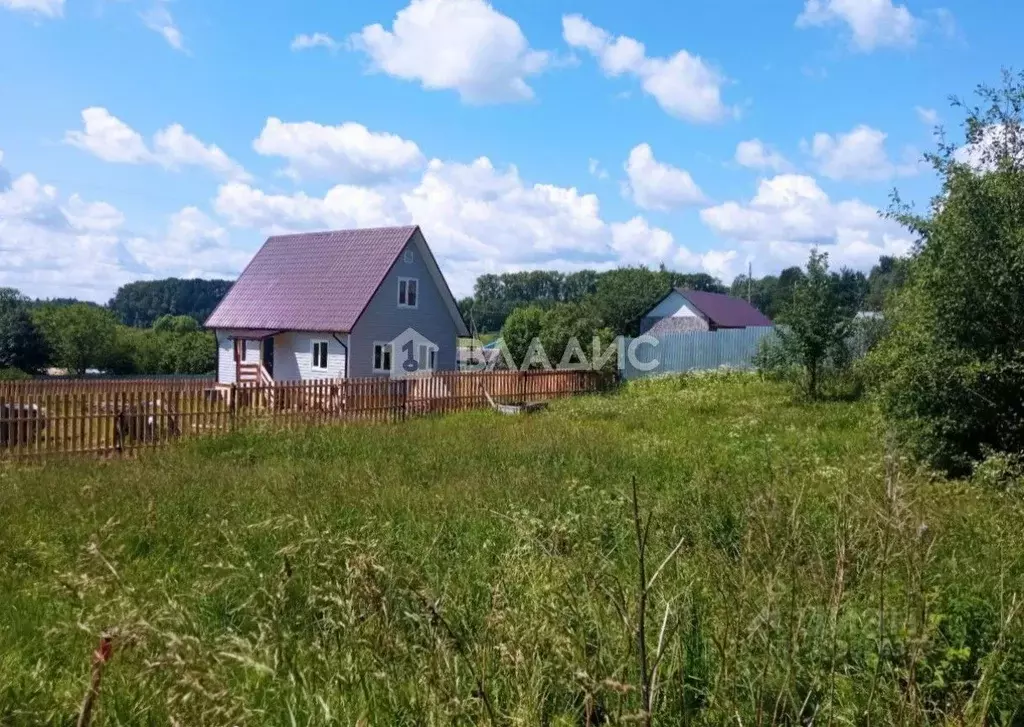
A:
262,337,275,377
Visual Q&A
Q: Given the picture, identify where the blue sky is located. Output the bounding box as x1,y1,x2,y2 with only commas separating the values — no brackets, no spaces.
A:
0,0,1018,302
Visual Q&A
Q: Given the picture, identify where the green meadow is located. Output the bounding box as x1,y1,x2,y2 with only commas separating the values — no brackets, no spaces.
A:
2,374,1022,725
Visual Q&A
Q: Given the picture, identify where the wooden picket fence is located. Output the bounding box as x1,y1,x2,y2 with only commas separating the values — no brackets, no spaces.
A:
0,370,608,460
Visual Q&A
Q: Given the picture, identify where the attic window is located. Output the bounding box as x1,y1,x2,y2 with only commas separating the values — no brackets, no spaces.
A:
403,249,414,264
398,277,418,308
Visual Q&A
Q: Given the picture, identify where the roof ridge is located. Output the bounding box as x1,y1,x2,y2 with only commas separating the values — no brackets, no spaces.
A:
267,224,419,240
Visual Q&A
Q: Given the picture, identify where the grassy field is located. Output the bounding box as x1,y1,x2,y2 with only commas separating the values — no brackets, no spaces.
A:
2,374,1023,725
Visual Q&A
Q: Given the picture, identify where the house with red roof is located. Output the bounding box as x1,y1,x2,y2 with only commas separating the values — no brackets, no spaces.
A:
205,226,469,385
639,288,773,336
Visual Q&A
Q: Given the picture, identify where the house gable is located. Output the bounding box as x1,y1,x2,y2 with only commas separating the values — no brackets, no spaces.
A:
348,232,462,377
647,291,705,321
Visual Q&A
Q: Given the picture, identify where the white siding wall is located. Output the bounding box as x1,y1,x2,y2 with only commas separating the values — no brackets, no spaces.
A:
273,332,348,382
216,332,235,384
214,331,272,384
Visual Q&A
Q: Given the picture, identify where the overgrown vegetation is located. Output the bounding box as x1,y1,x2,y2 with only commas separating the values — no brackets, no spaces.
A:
870,71,1024,476
2,375,1022,725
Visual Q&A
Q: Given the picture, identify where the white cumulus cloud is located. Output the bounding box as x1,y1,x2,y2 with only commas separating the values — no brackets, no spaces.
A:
562,14,732,123
125,207,252,280
349,0,550,104
154,124,250,180
796,0,917,51
291,33,340,52
0,154,254,299
806,124,921,181
700,174,914,276
65,107,250,181
623,143,705,211
0,0,63,16
252,117,424,182
211,154,734,297
735,139,792,173
65,107,152,164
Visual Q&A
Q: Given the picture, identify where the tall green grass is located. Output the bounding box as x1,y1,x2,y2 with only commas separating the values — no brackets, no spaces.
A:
1,373,1022,725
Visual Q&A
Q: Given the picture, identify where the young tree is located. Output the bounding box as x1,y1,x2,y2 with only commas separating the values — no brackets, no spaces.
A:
870,70,1024,474
0,288,48,373
778,250,852,399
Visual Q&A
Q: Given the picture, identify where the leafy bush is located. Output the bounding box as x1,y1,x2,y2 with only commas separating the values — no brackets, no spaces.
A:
871,72,1024,475
754,332,799,382
499,305,547,369
0,366,31,381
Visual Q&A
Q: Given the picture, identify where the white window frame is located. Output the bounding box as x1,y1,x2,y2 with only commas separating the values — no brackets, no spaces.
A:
372,342,393,373
428,348,437,370
311,339,329,371
398,277,419,309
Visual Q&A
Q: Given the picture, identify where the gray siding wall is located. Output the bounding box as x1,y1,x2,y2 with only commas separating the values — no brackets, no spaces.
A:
272,332,348,382
349,233,459,378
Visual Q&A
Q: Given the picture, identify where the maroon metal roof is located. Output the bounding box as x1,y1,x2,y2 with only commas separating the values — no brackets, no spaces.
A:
676,289,774,328
206,226,418,332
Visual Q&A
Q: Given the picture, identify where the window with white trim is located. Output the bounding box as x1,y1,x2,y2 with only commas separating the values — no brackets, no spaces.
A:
373,342,393,373
428,348,436,370
398,277,419,308
311,340,329,370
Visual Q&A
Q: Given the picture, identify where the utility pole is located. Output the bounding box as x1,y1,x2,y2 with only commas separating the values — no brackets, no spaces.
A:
747,261,753,304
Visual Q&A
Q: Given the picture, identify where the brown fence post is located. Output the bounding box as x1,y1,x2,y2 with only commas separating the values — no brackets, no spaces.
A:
229,384,237,431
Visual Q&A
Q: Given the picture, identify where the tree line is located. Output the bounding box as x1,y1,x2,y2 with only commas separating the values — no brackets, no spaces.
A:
0,292,216,378
459,257,908,336
0,278,234,378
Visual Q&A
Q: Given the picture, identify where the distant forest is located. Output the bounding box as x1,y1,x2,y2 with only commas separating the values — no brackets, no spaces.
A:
107,279,234,328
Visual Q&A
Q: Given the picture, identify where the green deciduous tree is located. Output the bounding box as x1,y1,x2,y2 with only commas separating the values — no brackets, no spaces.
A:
870,71,1024,475
0,288,48,374
778,250,853,399
33,303,120,375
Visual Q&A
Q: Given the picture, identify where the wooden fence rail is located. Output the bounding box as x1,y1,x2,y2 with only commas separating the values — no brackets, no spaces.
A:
0,377,215,396
0,370,607,459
